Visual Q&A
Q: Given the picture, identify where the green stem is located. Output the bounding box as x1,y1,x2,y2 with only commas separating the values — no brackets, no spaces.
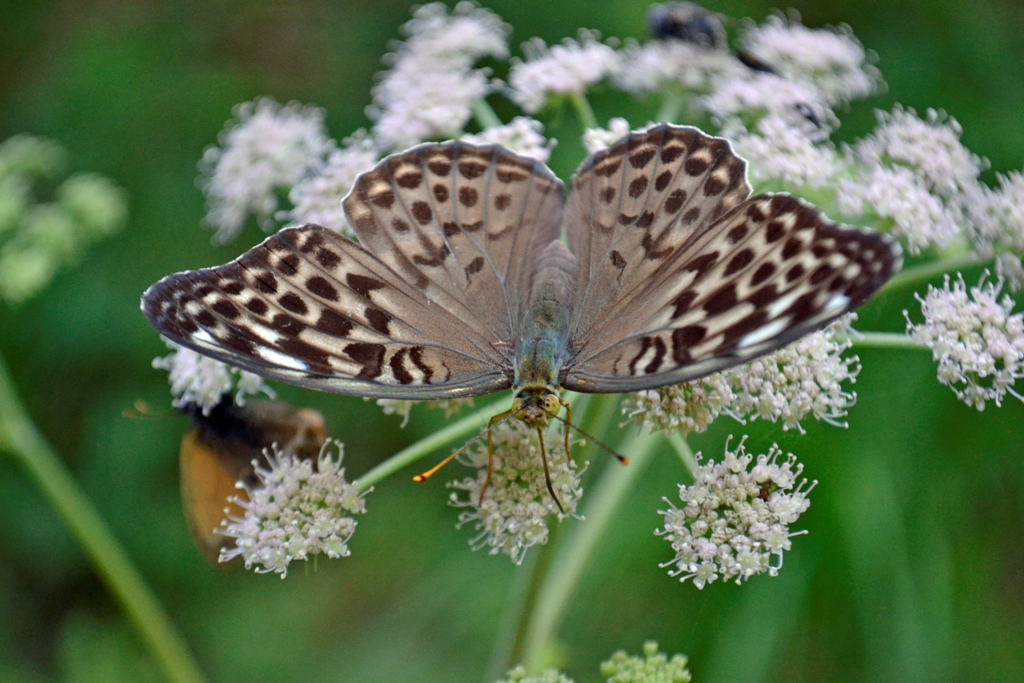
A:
517,427,662,671
569,93,599,130
485,515,562,681
851,332,928,352
655,90,685,124
883,253,988,293
471,98,503,131
356,400,501,491
0,356,207,683
665,431,697,476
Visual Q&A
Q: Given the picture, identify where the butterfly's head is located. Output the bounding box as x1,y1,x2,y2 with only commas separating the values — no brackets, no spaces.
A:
512,388,563,429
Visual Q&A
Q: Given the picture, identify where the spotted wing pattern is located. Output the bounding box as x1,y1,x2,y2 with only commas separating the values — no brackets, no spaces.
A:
142,141,564,399
561,125,901,393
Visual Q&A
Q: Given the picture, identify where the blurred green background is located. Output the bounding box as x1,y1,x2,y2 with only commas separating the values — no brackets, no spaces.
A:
1,1,1023,682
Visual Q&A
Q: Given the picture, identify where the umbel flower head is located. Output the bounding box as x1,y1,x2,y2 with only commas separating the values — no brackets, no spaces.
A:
659,438,815,589
624,316,860,435
199,98,333,243
495,641,690,683
600,641,691,683
219,441,369,577
905,273,1024,410
153,340,272,415
449,420,585,564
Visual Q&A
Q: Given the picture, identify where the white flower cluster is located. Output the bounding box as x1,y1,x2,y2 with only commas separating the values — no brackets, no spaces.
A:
600,641,691,683
739,13,881,104
373,396,475,428
624,316,860,435
509,31,620,113
0,135,127,302
285,132,380,236
614,37,738,95
837,164,960,253
854,107,982,196
495,667,574,683
906,274,1024,410
370,2,508,149
581,117,633,154
152,341,271,414
449,421,584,564
199,98,333,243
659,439,815,589
838,107,983,253
704,72,828,125
219,441,368,577
966,171,1024,288
731,113,839,188
462,116,554,163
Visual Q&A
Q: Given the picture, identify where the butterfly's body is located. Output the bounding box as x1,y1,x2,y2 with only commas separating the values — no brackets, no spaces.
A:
143,124,900,495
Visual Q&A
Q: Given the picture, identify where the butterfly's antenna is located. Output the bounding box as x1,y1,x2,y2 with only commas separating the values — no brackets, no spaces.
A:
411,406,523,485
549,412,631,466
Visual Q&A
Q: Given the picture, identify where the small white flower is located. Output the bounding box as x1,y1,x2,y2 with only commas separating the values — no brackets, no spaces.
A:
600,641,691,682
494,666,573,683
508,31,620,113
397,1,509,70
449,421,584,564
369,2,506,150
624,372,736,436
285,132,380,236
153,340,272,414
614,38,738,94
658,438,815,588
729,316,861,432
905,273,1024,410
704,72,832,129
372,68,491,150
219,441,369,577
623,316,860,435
462,117,554,162
373,396,475,428
853,107,984,198
739,13,882,103
199,98,333,243
965,171,1024,288
581,117,634,154
837,164,961,253
732,113,840,188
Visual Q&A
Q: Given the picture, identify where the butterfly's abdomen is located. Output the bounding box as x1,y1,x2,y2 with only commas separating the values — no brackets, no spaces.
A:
514,241,577,393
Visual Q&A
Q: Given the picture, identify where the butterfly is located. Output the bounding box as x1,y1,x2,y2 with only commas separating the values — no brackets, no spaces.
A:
179,398,326,562
142,123,900,500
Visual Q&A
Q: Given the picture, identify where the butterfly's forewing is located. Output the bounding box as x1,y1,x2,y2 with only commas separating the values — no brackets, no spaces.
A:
142,142,563,399
561,124,900,393
345,142,565,347
142,226,507,397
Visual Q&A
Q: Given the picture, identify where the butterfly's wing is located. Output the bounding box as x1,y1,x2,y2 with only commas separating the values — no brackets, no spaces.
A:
561,124,900,393
142,142,564,399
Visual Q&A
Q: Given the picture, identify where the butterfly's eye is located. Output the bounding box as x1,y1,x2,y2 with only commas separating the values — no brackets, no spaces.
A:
542,394,561,416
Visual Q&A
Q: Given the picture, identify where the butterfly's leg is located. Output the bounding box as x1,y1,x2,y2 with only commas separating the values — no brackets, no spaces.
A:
479,408,514,506
535,426,565,514
559,398,572,462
